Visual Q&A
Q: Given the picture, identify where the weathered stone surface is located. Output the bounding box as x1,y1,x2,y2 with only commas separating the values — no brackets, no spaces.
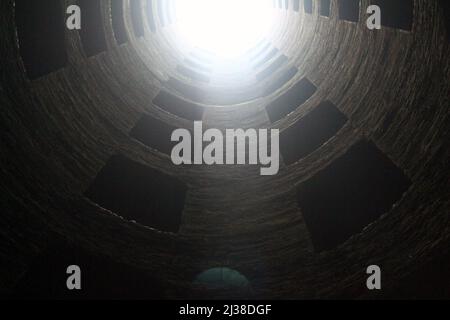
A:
0,0,448,299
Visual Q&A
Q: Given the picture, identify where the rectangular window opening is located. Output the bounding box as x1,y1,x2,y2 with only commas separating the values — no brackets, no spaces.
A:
266,78,317,123
297,140,412,252
85,155,188,233
15,0,67,79
78,0,108,57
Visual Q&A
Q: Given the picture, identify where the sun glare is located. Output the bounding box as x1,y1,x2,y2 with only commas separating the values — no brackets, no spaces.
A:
174,0,275,59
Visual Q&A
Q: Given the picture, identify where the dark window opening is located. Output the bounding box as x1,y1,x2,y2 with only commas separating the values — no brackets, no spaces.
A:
130,115,180,155
280,101,347,164
338,0,360,22
85,155,188,233
167,78,255,106
153,90,204,121
297,140,412,252
371,0,413,30
166,77,208,104
130,0,145,37
15,0,67,79
111,0,128,44
253,48,279,69
320,0,331,17
184,58,212,73
147,0,157,32
78,0,107,57
176,65,210,83
256,55,288,81
266,78,317,123
263,66,298,96
249,43,273,61
304,0,313,14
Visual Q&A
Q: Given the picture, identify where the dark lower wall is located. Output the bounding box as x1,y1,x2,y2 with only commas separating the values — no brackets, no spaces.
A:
0,0,448,299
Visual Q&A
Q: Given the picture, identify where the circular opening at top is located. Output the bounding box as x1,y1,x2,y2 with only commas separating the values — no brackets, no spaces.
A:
174,0,275,59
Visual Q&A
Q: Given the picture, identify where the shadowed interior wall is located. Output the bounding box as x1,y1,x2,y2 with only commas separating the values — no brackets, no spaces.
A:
0,0,449,300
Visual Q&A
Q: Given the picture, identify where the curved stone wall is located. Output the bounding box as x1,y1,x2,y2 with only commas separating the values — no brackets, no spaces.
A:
1,0,448,299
